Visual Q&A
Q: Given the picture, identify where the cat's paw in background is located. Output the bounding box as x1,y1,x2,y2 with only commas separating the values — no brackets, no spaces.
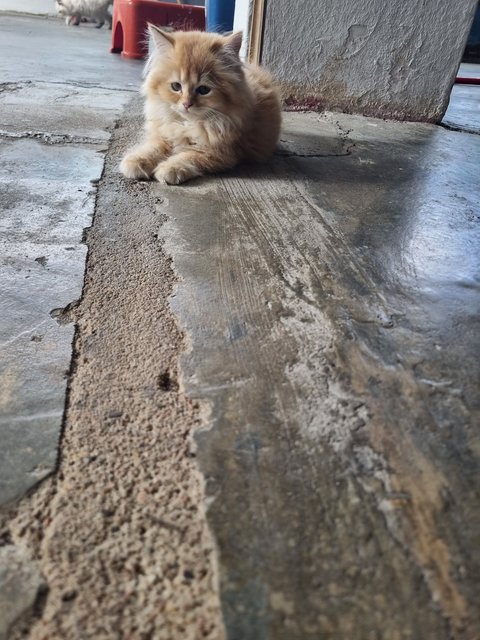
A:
154,161,201,186
119,153,154,180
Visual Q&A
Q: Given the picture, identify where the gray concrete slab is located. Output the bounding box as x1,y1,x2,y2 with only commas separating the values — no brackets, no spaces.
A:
0,138,100,505
0,13,142,508
158,111,480,637
443,64,480,134
0,13,141,90
0,82,133,141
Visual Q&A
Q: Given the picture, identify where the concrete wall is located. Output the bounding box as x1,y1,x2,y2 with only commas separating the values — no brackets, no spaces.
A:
261,0,478,122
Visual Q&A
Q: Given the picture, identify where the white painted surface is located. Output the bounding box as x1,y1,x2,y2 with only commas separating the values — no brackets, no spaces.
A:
262,0,478,122
233,0,252,60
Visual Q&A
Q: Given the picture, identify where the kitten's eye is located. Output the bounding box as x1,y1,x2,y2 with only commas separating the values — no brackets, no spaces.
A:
196,85,211,95
171,82,182,92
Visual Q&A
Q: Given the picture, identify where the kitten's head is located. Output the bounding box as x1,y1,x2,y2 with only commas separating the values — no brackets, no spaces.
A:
55,0,75,16
144,26,246,123
55,1,66,15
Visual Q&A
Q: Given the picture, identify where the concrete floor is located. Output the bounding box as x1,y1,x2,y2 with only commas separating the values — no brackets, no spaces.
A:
1,12,480,640
443,63,480,134
0,13,141,506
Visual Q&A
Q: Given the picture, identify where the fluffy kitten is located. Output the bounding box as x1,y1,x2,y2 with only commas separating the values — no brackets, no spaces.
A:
55,0,112,29
120,26,281,185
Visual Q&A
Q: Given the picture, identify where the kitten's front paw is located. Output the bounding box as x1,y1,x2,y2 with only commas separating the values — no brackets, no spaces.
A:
120,153,153,180
154,162,200,185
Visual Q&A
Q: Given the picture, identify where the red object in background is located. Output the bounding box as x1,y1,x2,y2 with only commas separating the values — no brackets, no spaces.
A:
111,0,205,60
455,77,480,85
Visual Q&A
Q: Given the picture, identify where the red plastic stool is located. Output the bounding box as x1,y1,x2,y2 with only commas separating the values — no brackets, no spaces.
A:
111,0,205,60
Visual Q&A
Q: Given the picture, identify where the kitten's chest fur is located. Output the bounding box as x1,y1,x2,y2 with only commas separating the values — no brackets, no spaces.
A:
148,104,230,150
172,119,206,147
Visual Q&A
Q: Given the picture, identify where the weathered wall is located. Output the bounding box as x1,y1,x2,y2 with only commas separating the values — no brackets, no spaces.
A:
261,0,477,122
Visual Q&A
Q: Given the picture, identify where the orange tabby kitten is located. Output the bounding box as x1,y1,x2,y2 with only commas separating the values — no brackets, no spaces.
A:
120,26,281,185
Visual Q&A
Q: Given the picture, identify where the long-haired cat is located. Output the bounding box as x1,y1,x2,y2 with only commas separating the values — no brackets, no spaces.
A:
120,26,281,185
55,0,112,28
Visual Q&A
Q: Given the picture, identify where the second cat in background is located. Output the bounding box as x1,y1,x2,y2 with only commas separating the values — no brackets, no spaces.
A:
55,0,112,28
120,26,281,185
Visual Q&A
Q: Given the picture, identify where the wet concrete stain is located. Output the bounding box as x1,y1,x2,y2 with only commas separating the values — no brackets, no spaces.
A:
160,111,480,638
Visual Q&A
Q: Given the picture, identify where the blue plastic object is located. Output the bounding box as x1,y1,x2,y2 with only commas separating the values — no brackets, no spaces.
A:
206,0,235,32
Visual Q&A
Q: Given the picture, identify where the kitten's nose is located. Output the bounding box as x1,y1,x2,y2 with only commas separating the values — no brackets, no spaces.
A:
183,101,193,111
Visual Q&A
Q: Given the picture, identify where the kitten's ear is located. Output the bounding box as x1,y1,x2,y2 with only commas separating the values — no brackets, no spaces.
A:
148,24,175,56
224,31,243,57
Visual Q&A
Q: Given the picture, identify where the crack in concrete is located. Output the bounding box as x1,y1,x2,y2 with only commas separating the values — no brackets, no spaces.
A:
0,130,105,146
275,148,352,158
0,320,49,349
0,80,137,98
275,117,357,162
0,410,64,426
0,82,23,94
32,79,139,94
49,300,81,325
440,121,480,136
